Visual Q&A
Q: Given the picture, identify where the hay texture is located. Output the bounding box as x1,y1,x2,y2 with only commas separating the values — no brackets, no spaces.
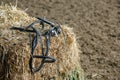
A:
0,4,84,80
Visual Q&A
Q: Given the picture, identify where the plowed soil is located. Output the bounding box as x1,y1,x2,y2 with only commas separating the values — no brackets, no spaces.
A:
1,0,120,80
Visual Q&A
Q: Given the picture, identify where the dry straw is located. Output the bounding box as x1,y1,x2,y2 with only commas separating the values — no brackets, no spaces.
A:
0,4,84,80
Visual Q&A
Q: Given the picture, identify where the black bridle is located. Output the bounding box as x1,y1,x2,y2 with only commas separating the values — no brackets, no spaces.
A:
11,17,62,73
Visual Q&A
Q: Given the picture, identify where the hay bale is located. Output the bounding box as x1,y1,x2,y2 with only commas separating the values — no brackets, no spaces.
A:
0,4,84,80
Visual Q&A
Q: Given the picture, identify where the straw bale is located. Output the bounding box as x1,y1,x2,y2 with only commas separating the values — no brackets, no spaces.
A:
0,4,84,80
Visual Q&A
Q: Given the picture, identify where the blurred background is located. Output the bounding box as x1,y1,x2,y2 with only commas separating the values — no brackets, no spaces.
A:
0,0,120,80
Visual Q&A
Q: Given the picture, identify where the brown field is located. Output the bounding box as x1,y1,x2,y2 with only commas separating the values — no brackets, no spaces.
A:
1,0,120,80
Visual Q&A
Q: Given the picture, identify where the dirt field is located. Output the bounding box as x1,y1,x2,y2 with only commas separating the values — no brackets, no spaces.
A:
1,0,120,80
